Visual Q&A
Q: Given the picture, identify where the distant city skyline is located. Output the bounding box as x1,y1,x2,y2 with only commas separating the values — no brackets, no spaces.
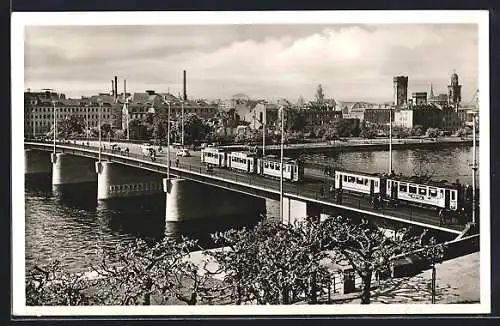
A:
24,24,478,104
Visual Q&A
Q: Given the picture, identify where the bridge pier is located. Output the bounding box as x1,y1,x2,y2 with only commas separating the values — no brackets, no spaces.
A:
163,178,266,222
281,197,323,225
51,153,97,185
25,149,52,176
96,161,163,200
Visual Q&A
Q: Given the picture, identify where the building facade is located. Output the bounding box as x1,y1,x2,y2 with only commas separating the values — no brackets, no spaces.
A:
24,91,115,138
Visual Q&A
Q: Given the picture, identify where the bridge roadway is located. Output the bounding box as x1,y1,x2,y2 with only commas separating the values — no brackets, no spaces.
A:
25,140,465,235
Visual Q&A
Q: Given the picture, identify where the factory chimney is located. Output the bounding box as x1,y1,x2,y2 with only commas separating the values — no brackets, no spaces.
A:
183,70,187,101
111,79,114,96
124,79,127,101
114,76,118,102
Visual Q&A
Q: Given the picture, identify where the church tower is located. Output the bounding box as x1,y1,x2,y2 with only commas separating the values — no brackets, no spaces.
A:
447,70,462,107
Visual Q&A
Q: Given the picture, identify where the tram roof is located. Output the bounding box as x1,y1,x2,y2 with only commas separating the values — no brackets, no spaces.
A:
388,174,464,189
262,155,297,163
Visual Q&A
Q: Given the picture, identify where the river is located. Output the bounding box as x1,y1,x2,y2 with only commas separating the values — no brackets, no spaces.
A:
24,146,478,273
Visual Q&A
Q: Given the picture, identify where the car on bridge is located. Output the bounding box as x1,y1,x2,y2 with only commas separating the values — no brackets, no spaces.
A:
176,148,191,157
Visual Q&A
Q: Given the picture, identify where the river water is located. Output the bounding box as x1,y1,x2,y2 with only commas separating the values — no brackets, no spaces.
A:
24,146,479,273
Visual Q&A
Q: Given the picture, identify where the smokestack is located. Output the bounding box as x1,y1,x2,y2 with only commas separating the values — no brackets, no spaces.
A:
124,79,127,101
183,70,187,101
114,76,118,101
111,80,114,96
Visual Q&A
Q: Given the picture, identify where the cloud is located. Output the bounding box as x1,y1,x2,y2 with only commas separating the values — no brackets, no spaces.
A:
24,24,478,102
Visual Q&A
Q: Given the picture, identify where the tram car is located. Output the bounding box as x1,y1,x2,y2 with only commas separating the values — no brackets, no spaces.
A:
227,151,257,173
334,170,387,196
200,147,229,168
256,155,304,182
385,176,473,212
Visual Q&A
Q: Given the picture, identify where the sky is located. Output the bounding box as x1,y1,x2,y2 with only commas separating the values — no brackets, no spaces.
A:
24,24,478,104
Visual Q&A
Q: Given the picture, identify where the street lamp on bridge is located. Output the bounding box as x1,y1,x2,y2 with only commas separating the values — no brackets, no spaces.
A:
52,100,57,155
97,98,103,163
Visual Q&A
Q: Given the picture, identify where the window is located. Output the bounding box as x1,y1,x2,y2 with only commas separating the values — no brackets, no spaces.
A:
451,191,456,200
399,183,408,192
356,177,363,185
348,176,355,183
418,187,427,196
374,181,378,187
409,185,417,194
343,175,347,182
429,187,437,197
364,179,369,186
264,162,269,168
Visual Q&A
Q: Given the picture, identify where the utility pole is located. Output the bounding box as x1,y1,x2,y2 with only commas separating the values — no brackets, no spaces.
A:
471,112,478,225
98,98,103,162
389,107,393,174
181,101,185,147
167,101,171,179
262,123,266,157
52,100,57,155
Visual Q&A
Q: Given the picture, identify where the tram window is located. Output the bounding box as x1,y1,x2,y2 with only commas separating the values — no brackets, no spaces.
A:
348,176,355,183
429,188,437,197
357,178,363,184
375,181,378,187
363,179,368,185
418,188,427,196
451,191,456,200
343,175,347,182
399,183,407,192
264,162,269,168
408,186,417,194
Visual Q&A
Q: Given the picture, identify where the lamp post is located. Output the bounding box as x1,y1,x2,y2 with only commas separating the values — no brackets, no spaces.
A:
124,99,130,141
52,100,57,154
262,122,266,157
167,101,171,179
98,98,103,162
181,101,185,148
471,112,478,225
280,106,285,223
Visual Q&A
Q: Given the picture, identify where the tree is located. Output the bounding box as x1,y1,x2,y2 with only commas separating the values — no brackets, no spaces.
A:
324,216,429,304
101,123,114,139
128,119,150,140
153,120,167,142
208,219,334,305
315,84,325,104
91,237,197,305
411,125,424,137
49,116,86,139
426,128,441,138
360,123,377,139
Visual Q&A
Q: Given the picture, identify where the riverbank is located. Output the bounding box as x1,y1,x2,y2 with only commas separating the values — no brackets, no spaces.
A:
261,137,476,156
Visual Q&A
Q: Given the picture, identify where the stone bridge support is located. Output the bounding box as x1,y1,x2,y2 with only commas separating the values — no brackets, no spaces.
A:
51,153,97,185
281,197,323,225
163,178,266,222
96,161,164,200
25,149,51,175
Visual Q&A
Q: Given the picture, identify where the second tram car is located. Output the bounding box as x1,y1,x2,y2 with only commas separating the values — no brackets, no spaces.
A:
200,147,229,168
227,151,257,173
257,155,304,182
334,170,386,196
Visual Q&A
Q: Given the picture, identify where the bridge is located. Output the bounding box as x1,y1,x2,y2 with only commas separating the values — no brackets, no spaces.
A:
24,140,469,237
